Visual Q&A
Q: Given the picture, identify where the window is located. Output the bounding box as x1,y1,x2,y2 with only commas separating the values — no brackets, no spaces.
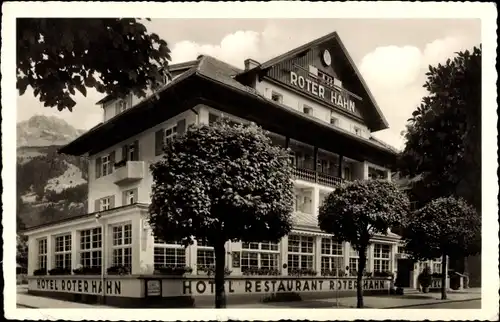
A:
271,91,283,103
80,228,102,268
348,247,369,276
38,238,47,270
123,189,136,205
330,116,339,126
112,224,132,268
303,105,313,116
241,241,280,270
122,141,139,162
321,238,344,275
397,246,407,254
287,235,314,270
101,155,110,176
197,250,215,269
343,167,352,181
117,99,128,113
294,194,311,213
100,197,111,211
196,238,215,272
54,234,71,269
164,125,178,145
374,243,391,273
95,152,115,178
154,237,185,268
318,71,334,87
432,257,442,274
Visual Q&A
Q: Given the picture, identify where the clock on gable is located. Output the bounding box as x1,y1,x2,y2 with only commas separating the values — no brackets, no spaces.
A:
321,49,332,67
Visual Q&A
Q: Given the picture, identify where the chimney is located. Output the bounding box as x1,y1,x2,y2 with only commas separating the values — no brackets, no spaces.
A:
244,58,260,71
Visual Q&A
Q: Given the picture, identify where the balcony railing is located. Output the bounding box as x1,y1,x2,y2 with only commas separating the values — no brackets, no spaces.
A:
113,161,145,185
291,167,344,188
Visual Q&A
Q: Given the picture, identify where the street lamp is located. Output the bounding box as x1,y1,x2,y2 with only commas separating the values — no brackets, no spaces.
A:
95,213,105,304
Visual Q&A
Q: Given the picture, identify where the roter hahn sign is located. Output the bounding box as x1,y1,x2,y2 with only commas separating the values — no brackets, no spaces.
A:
181,278,388,296
289,71,357,114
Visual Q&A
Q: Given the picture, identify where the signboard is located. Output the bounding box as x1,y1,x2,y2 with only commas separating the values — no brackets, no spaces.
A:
146,279,162,297
289,71,357,114
232,252,241,268
30,278,142,297
431,278,442,289
177,278,388,296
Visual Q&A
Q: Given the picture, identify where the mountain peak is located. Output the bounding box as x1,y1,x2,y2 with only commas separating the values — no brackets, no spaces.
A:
17,115,85,147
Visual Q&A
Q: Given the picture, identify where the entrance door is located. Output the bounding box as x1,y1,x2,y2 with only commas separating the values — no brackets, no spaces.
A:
397,259,413,287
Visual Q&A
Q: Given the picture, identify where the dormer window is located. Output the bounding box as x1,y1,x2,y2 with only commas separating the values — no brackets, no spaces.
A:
330,116,339,126
271,91,283,103
117,99,128,113
303,105,313,116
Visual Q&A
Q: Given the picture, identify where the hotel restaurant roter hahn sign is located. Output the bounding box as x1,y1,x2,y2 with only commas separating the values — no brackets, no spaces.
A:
289,70,357,115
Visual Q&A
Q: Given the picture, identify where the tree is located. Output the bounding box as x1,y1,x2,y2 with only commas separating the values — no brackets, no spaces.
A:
148,119,295,308
402,197,480,300
318,180,410,308
17,18,171,111
398,46,481,279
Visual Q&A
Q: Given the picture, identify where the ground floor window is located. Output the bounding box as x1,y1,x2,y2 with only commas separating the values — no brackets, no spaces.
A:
197,249,215,270
38,238,47,270
432,257,442,274
287,235,314,270
154,238,186,268
321,238,344,275
241,241,280,270
374,243,391,273
111,224,132,268
54,234,71,269
80,227,102,268
349,247,369,276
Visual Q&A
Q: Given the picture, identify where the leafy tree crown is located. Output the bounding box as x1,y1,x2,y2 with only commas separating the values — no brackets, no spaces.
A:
17,18,171,111
318,180,410,250
148,119,295,246
403,196,480,260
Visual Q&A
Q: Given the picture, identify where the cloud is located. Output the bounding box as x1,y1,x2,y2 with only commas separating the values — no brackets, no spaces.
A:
359,36,470,150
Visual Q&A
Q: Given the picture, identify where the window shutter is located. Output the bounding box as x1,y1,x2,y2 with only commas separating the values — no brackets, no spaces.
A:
95,199,101,212
132,188,138,203
95,157,102,179
122,145,128,162
109,151,116,173
133,140,140,161
177,119,186,135
109,195,115,208
155,129,164,156
122,191,127,206
115,101,120,115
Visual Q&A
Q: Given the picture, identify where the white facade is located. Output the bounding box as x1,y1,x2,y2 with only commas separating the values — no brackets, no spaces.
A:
25,44,401,283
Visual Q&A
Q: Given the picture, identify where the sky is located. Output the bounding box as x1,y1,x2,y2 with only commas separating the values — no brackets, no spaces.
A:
16,18,481,150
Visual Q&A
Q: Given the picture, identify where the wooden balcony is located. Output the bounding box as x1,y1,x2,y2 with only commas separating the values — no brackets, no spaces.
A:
291,167,344,188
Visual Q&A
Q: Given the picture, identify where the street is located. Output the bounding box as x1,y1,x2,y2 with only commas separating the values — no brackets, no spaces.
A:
404,299,481,309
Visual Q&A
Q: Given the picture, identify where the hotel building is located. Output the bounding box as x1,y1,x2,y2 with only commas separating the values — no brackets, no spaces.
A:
22,32,449,303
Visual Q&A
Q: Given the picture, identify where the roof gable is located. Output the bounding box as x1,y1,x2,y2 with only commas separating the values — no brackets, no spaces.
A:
245,32,389,132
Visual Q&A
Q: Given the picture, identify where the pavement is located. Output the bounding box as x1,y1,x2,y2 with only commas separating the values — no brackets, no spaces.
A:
17,285,481,309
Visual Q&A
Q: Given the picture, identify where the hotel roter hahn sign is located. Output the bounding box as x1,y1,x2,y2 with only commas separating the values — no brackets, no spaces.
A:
289,71,357,115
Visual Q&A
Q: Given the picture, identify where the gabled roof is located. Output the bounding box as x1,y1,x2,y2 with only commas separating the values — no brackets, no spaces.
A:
95,60,200,106
239,31,389,132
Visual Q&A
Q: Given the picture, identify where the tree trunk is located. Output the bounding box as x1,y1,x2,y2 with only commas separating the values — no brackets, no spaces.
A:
214,241,227,308
356,246,367,308
441,253,447,300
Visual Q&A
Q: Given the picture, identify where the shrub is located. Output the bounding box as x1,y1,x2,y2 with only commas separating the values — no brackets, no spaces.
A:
242,267,280,276
107,265,131,275
48,267,71,275
197,266,232,277
288,268,317,277
418,267,432,288
155,266,193,276
374,271,394,278
73,266,101,275
33,268,47,276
